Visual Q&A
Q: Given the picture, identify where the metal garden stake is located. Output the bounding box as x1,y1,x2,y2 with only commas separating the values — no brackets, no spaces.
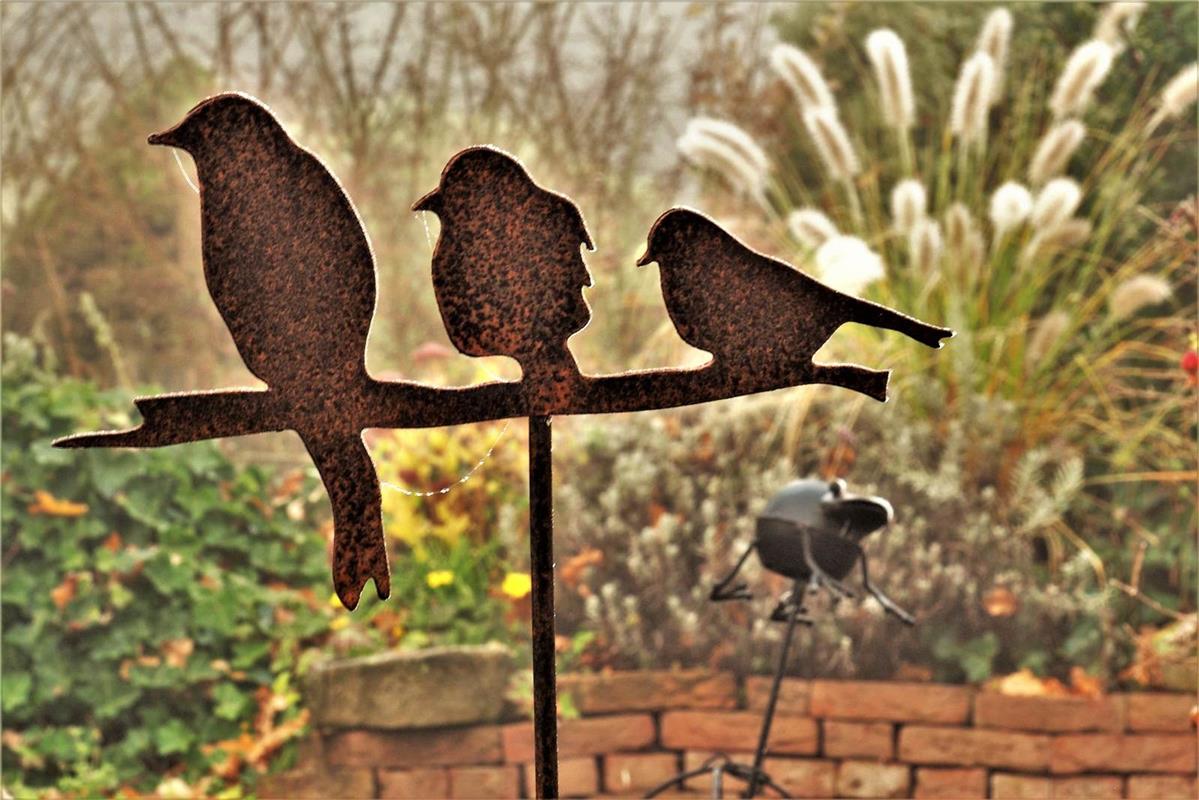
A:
57,94,952,798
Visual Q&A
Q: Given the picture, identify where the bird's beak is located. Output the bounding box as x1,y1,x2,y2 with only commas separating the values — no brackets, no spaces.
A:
412,188,442,214
635,249,652,268
147,124,183,148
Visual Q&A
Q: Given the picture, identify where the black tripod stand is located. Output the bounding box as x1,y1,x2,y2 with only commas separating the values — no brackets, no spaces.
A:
643,577,815,799
644,479,916,799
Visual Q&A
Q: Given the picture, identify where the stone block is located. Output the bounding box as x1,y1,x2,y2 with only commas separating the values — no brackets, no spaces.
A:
304,644,512,729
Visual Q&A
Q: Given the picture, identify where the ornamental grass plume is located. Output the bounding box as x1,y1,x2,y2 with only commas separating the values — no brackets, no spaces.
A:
814,234,885,295
890,178,926,234
866,29,915,130
1049,40,1115,119
1158,63,1199,121
951,52,997,145
990,181,1034,235
677,118,770,199
1107,275,1172,320
1094,2,1146,52
1023,218,1093,263
787,208,838,249
771,43,836,113
684,117,771,175
1026,310,1071,366
976,8,1013,105
944,203,987,267
944,202,978,250
676,131,764,199
1028,121,1086,186
1031,177,1082,232
1040,218,1093,250
908,218,943,272
803,107,860,180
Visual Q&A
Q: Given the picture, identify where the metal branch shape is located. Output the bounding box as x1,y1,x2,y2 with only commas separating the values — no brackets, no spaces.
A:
54,93,951,799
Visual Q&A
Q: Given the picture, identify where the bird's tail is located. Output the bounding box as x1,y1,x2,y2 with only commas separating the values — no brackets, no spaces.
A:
299,428,390,610
844,297,954,349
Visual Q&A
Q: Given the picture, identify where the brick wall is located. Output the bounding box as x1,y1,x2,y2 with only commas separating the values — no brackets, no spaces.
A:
264,671,1196,799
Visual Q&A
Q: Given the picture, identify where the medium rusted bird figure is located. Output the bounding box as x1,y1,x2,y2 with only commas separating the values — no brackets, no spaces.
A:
148,93,388,609
638,208,952,390
412,147,594,394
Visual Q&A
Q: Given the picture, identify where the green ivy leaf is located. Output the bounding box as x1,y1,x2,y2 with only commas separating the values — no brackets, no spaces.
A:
2,671,33,712
212,683,251,720
154,719,194,756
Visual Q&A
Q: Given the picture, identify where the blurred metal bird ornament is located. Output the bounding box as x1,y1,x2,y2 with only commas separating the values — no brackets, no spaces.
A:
710,478,915,625
55,93,953,798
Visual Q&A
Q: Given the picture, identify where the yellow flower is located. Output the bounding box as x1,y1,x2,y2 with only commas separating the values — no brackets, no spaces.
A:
426,570,455,589
329,616,349,631
501,572,532,600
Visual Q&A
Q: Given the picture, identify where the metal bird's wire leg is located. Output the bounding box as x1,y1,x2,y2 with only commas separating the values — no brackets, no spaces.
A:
798,528,855,600
769,585,816,624
710,542,755,602
746,578,808,799
860,552,915,625
643,755,734,799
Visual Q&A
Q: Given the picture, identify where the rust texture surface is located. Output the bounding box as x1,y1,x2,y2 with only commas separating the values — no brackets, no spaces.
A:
56,93,953,608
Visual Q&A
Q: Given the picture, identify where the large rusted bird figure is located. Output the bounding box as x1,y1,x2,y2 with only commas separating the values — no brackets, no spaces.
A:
638,208,952,385
412,146,595,393
148,93,388,609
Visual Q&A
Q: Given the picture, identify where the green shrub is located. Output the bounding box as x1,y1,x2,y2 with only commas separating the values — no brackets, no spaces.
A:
552,379,1176,685
1,337,334,797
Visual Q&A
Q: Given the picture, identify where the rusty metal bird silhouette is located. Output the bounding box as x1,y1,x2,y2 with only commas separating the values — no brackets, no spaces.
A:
147,92,388,609
54,94,953,799
640,207,951,401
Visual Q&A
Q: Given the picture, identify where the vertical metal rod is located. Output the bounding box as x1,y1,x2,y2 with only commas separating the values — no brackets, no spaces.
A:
746,580,804,799
528,415,558,798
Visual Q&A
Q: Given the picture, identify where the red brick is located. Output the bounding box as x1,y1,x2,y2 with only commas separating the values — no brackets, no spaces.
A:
1128,774,1198,799
448,765,519,798
325,725,502,768
837,760,910,798
823,720,893,759
913,767,986,799
763,758,837,798
975,692,1123,732
681,751,751,797
660,711,817,754
745,677,811,715
256,765,374,799
1125,692,1196,732
502,714,655,763
558,670,737,714
604,752,679,794
379,767,450,799
899,725,1049,770
522,757,598,798
811,680,972,723
991,773,1050,799
991,773,1126,800
1052,775,1123,799
1051,733,1197,774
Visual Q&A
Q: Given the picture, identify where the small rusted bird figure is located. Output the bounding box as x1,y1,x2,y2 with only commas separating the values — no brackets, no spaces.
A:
412,147,594,393
638,208,952,391
148,93,388,609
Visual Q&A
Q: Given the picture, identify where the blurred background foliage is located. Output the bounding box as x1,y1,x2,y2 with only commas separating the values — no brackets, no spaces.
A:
2,2,1195,797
